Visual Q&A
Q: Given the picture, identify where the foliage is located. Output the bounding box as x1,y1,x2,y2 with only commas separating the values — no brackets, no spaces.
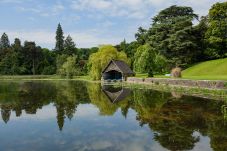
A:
115,40,140,67
134,44,167,75
63,35,77,55
55,23,64,53
0,33,10,49
153,53,167,74
134,44,154,73
88,45,130,80
147,5,198,68
193,16,209,61
205,2,227,59
135,27,148,45
23,41,42,75
58,55,80,78
56,54,68,75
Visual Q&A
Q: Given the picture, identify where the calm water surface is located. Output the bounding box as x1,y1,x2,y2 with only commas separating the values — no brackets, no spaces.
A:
0,81,226,151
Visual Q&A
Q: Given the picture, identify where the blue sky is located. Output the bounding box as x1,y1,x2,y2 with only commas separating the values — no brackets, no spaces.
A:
0,0,225,49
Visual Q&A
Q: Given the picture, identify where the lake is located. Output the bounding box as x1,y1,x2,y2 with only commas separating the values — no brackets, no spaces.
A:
0,80,226,151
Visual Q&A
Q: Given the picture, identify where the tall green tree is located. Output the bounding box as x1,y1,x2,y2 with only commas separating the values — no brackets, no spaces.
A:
23,41,42,75
55,23,64,53
205,2,227,59
0,33,10,49
193,16,209,61
135,27,148,45
63,35,76,55
0,38,25,75
148,5,198,68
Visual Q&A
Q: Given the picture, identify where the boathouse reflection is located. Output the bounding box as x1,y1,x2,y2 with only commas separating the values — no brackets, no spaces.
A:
102,85,131,103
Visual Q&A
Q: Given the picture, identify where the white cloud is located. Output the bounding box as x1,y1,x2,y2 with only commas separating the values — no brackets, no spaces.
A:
71,0,226,19
16,2,65,17
8,104,56,121
175,0,226,17
71,0,112,11
17,6,42,13
71,0,149,19
52,2,65,15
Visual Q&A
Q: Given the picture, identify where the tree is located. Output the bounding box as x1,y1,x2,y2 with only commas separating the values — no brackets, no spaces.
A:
59,55,80,78
148,5,198,68
23,41,42,75
193,16,209,61
0,33,10,49
135,27,147,45
134,44,151,73
0,48,21,75
134,44,156,75
12,38,21,49
134,44,167,75
38,48,56,75
205,2,227,59
55,23,64,53
63,35,76,55
56,54,68,75
88,45,130,80
118,39,127,52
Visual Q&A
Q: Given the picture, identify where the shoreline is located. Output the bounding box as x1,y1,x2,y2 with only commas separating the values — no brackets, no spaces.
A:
0,75,227,101
123,82,227,102
127,77,227,90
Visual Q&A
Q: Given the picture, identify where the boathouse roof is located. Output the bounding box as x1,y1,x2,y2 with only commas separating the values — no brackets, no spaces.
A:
102,60,134,75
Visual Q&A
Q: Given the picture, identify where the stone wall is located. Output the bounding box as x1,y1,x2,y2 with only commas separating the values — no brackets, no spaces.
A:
127,77,227,89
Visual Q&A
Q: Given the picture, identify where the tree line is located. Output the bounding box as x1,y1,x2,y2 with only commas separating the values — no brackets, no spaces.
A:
0,2,226,78
88,2,227,79
0,23,98,76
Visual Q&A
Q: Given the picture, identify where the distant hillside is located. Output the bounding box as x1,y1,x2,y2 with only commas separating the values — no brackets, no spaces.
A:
182,58,227,80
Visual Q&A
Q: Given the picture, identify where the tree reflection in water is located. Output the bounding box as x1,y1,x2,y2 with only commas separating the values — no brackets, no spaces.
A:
0,81,227,150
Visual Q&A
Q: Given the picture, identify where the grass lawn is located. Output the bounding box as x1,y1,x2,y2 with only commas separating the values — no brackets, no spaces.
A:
0,75,93,81
182,58,227,81
135,58,227,81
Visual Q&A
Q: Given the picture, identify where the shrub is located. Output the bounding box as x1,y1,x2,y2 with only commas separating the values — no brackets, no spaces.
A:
171,67,182,78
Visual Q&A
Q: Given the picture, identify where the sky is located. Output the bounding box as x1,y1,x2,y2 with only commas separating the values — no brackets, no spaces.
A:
0,0,225,49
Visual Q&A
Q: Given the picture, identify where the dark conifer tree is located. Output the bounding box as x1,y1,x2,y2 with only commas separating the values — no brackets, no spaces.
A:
63,35,76,55
55,23,64,53
0,33,10,49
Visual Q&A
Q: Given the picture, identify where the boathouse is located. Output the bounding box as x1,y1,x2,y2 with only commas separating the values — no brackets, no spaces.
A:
102,60,134,81
102,85,131,103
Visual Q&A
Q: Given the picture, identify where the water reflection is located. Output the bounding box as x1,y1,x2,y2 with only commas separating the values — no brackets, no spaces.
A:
102,85,131,103
0,81,227,151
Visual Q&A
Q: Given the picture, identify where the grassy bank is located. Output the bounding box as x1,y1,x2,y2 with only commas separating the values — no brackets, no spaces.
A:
0,75,93,81
182,58,227,80
124,82,227,102
134,58,227,81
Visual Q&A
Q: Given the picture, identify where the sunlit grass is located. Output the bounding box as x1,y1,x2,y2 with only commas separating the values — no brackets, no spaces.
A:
0,75,93,81
183,58,227,75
